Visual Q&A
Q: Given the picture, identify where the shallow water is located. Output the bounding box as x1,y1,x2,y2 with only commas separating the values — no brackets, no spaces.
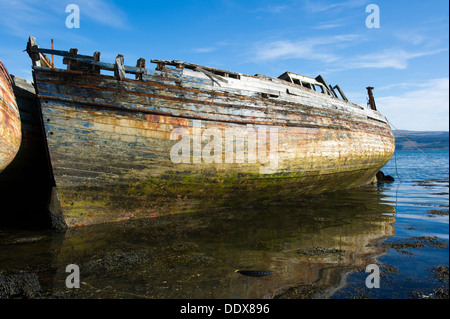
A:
0,150,448,299
332,150,449,298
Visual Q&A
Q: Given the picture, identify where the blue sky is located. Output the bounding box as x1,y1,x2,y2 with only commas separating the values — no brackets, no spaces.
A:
0,0,448,131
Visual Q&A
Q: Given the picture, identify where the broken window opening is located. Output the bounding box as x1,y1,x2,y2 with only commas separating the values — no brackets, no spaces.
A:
302,82,312,90
317,85,325,94
261,93,279,99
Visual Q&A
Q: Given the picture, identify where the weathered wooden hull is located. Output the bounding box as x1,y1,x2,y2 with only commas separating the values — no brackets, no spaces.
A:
32,62,394,227
0,59,21,173
0,76,60,229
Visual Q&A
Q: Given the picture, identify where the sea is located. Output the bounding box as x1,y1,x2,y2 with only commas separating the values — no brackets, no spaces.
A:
0,150,448,300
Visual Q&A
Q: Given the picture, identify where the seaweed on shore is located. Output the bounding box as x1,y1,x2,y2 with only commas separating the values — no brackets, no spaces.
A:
273,284,325,299
411,265,449,299
383,236,448,256
426,209,449,217
0,271,42,299
297,246,345,256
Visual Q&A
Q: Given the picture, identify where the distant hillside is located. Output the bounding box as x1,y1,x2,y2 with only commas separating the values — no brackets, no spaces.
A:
394,130,449,150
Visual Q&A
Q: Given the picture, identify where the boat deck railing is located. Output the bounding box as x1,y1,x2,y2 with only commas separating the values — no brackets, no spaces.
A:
26,36,374,109
26,36,242,83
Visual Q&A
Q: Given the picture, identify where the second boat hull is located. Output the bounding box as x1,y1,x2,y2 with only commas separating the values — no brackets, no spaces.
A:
0,59,21,173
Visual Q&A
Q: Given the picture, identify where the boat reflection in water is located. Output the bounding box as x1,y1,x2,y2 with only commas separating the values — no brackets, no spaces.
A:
1,185,395,299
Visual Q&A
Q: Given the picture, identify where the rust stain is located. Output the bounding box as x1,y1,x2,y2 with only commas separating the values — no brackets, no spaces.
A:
0,59,21,172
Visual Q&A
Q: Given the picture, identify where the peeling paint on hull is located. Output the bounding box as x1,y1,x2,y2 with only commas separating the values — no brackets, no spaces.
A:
0,75,59,229
32,61,394,227
0,59,21,173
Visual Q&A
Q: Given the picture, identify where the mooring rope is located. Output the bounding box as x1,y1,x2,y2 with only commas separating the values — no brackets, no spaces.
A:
393,148,402,182
387,119,449,174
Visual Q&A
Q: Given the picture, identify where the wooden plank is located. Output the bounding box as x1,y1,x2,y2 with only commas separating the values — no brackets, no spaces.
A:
195,67,228,84
315,75,333,96
26,36,48,67
92,51,101,74
31,47,95,61
151,59,241,78
34,70,389,133
334,85,348,102
136,58,145,80
114,54,126,80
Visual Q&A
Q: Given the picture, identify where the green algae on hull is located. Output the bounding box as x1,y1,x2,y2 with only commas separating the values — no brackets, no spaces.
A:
58,165,386,227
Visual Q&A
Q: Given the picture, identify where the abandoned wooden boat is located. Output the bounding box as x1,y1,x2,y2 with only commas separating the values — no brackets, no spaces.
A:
0,59,21,174
26,36,395,227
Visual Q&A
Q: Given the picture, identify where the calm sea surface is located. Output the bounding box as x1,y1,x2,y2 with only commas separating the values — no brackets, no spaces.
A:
0,150,448,299
332,149,449,298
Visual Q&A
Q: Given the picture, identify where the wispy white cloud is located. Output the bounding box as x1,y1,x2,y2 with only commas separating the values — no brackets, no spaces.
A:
377,78,449,131
0,0,128,36
313,23,346,30
0,0,59,36
247,31,447,75
250,34,359,62
377,79,446,91
303,0,368,13
192,47,216,53
74,0,128,29
253,4,289,14
341,48,448,70
311,16,351,30
394,32,426,46
392,26,448,49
